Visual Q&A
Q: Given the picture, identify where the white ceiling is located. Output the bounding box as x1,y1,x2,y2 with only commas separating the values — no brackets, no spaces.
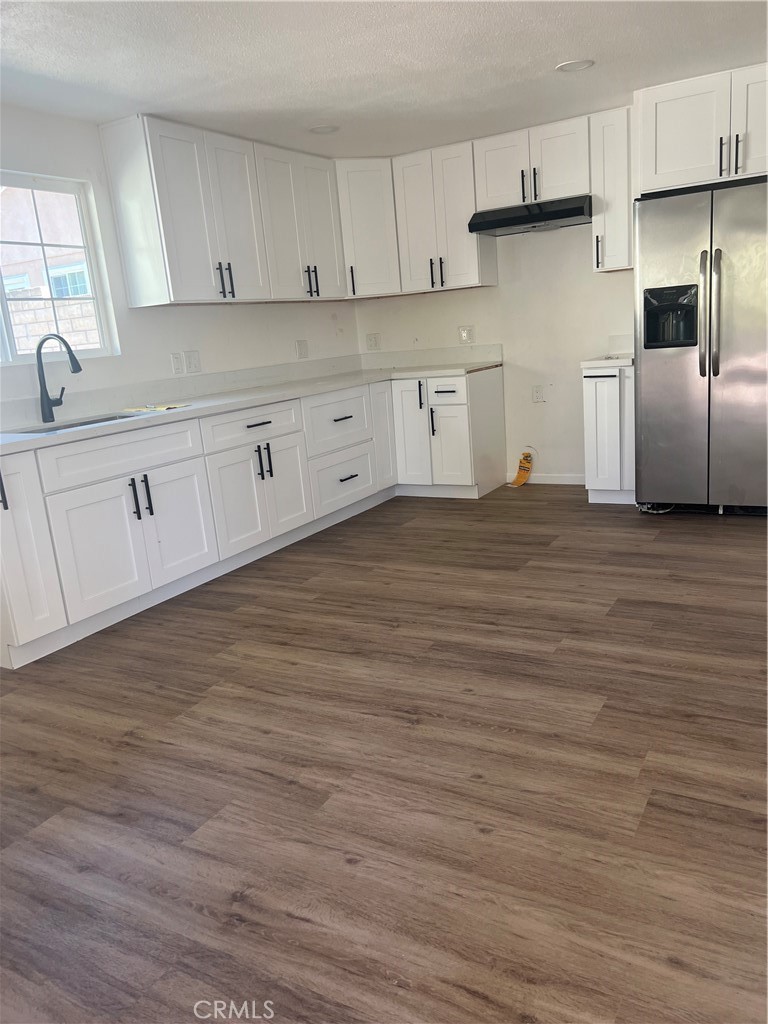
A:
1,1,765,157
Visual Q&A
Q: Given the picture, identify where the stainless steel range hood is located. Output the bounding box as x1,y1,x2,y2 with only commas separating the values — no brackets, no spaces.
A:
468,195,592,236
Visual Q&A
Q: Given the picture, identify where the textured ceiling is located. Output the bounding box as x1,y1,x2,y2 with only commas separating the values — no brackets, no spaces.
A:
1,1,765,157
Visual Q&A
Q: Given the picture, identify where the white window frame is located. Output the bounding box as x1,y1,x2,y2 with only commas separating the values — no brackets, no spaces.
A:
0,170,119,365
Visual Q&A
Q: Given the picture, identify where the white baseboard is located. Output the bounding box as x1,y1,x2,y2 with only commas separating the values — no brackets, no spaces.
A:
588,489,636,505
507,472,585,486
396,484,479,499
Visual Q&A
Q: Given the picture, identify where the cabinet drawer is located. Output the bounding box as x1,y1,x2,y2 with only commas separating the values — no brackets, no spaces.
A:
309,441,377,517
427,376,467,404
301,386,372,457
200,399,301,453
37,419,203,493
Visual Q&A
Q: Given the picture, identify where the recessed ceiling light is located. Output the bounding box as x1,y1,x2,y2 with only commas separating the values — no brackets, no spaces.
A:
555,59,595,72
308,124,339,134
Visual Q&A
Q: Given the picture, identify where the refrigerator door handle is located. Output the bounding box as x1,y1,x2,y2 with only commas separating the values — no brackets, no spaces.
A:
711,248,722,377
698,249,709,377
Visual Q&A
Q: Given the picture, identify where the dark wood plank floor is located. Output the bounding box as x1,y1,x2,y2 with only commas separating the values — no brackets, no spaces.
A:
1,485,765,1024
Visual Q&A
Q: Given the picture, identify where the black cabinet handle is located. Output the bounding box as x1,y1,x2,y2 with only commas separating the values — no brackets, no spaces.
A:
595,234,601,269
734,133,741,174
255,445,265,480
430,408,436,436
246,420,272,428
719,136,725,177
128,477,141,520
141,473,154,516
434,388,456,394
583,374,619,379
333,414,353,423
417,380,424,409
350,265,356,296
339,473,359,483
216,261,226,298
0,471,8,511
532,167,539,200
313,266,319,297
226,262,235,298
306,265,314,297
429,258,435,288
439,256,445,288
521,169,527,203
264,441,274,477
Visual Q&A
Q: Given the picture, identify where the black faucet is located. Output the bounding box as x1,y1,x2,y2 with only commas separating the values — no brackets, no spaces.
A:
35,333,83,423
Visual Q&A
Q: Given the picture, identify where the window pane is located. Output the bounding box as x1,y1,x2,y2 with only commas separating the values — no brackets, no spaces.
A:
45,247,91,297
0,186,40,243
34,190,83,246
1,243,50,298
53,299,101,350
7,300,57,354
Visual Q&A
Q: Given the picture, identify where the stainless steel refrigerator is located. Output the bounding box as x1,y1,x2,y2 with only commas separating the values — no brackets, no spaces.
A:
634,179,767,507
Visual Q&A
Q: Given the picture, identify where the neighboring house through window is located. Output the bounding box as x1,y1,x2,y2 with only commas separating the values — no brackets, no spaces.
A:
0,172,117,362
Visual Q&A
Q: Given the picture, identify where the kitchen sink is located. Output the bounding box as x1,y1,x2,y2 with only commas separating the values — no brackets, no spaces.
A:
16,413,141,435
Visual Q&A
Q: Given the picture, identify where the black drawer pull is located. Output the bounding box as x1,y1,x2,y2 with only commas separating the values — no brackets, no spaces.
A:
434,389,456,394
333,414,353,423
255,445,265,480
128,477,141,519
584,374,619,379
246,420,272,428
417,380,424,409
339,473,359,483
141,473,154,516
306,265,314,297
264,441,274,478
0,471,7,511
216,261,226,298
430,408,437,436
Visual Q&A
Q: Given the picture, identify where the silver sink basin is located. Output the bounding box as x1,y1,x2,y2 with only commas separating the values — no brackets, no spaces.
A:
17,413,140,435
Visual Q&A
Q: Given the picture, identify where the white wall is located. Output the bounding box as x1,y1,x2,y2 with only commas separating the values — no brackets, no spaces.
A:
354,228,635,482
0,104,358,415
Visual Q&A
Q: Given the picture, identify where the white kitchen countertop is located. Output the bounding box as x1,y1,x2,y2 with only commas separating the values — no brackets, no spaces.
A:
580,354,634,370
0,361,501,456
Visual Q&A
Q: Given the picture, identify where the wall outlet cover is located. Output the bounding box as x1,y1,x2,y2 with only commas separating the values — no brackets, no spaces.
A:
295,339,309,360
366,333,381,352
458,325,475,345
183,350,201,374
171,352,184,375
532,384,545,403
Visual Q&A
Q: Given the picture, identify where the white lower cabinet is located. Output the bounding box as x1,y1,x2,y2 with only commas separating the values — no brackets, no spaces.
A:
309,441,377,517
370,380,397,489
0,451,67,645
430,405,473,485
391,378,432,484
581,364,635,503
207,431,313,559
46,457,217,624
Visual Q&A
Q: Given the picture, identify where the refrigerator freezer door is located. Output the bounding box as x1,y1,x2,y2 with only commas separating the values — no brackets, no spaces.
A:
634,191,712,503
709,181,767,506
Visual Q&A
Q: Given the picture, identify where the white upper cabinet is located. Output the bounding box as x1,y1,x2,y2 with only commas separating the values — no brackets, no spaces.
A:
528,116,590,201
732,64,767,176
254,144,309,300
144,118,222,302
473,129,530,209
392,150,439,293
297,154,347,299
204,131,271,301
336,158,401,296
589,107,632,272
393,145,496,294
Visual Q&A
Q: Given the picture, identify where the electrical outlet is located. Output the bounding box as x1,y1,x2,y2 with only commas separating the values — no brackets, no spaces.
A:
171,352,184,375
295,339,309,360
366,333,381,352
458,325,475,345
532,385,545,403
183,350,201,374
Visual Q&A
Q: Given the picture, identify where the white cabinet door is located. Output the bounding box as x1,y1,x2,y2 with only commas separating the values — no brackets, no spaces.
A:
432,142,480,290
370,380,397,489
144,118,222,302
254,143,309,300
732,64,768,177
582,373,621,490
206,447,271,559
528,117,590,201
297,154,347,299
429,405,473,485
589,107,632,272
639,72,732,191
392,150,439,293
204,131,271,301
473,130,530,210
336,158,401,296
141,458,218,588
0,452,67,645
263,432,314,538
46,477,152,623
391,379,432,485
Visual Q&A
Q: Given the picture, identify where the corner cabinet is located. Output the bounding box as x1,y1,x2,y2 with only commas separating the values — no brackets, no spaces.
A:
589,107,632,272
336,158,401,297
392,143,497,294
581,363,635,504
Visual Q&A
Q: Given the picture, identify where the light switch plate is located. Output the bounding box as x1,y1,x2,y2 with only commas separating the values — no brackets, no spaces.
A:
183,350,201,374
295,339,309,360
171,352,184,375
458,325,475,345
